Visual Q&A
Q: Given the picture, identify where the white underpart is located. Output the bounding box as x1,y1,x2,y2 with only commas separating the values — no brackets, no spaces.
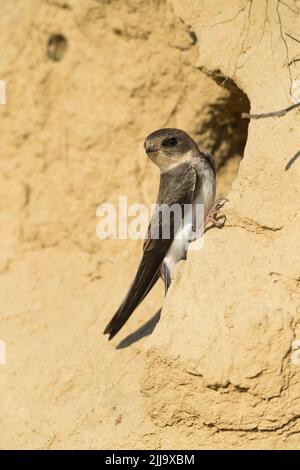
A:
163,163,215,280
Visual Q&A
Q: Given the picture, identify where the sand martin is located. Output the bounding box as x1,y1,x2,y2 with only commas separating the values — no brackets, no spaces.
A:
104,128,227,340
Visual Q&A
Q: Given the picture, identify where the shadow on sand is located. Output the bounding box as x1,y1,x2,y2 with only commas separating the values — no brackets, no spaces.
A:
116,309,161,349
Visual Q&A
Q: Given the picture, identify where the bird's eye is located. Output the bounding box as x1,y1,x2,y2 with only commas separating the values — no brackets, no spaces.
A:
162,137,178,147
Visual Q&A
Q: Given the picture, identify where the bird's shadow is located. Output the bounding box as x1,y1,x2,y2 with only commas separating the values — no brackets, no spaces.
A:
116,309,162,349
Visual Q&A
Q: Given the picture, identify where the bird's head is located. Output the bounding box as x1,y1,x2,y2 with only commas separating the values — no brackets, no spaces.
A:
144,128,198,172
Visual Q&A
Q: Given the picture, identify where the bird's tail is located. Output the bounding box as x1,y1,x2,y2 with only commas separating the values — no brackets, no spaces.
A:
103,267,160,340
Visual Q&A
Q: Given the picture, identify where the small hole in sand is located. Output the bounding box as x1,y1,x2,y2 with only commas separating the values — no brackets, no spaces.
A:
47,34,68,62
189,30,198,45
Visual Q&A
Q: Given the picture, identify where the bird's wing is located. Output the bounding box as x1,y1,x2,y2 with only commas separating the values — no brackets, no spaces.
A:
104,162,196,340
202,151,216,176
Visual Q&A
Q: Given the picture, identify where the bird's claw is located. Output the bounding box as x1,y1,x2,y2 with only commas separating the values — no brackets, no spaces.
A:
205,198,229,228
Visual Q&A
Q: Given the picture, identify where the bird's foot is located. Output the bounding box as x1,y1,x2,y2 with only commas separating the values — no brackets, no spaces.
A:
205,198,229,228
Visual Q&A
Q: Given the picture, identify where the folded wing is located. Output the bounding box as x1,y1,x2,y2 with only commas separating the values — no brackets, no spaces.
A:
104,162,196,340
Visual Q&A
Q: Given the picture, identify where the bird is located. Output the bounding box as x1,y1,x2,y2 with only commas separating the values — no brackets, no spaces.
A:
104,128,227,340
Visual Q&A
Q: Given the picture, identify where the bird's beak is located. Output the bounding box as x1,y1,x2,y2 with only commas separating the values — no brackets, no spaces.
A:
144,140,158,154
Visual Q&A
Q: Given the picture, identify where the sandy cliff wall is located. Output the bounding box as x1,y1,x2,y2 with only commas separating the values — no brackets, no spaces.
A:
0,0,299,449
143,0,300,448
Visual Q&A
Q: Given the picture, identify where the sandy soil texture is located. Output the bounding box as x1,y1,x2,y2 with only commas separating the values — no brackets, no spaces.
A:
0,0,299,449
